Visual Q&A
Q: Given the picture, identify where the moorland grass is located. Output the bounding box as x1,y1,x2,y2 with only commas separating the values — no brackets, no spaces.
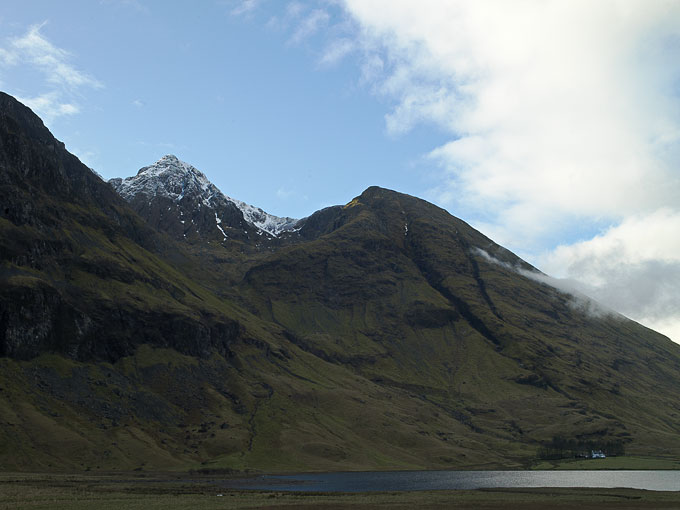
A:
0,473,679,510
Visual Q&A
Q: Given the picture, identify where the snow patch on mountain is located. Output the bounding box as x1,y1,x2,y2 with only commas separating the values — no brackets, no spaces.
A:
230,198,300,236
110,155,299,237
215,211,227,240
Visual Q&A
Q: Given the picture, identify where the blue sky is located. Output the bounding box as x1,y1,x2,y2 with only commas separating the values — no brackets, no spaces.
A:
1,1,680,343
0,1,450,220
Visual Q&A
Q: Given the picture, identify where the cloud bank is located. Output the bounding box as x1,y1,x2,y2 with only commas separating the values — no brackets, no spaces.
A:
475,247,620,321
335,0,680,342
542,210,680,342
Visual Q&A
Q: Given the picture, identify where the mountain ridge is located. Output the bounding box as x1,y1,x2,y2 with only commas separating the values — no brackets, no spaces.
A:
2,91,680,473
109,154,300,244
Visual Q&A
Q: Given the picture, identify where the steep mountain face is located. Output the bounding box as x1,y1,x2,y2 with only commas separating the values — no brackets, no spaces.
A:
0,92,243,361
109,155,299,244
2,91,680,473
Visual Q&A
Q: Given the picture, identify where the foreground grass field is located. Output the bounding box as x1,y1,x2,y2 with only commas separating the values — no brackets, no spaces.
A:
0,473,678,510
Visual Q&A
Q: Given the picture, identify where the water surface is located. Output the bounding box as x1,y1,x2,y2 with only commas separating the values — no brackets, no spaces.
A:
222,470,680,492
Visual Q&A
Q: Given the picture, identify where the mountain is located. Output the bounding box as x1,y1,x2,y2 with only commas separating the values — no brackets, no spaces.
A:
235,185,680,465
109,155,299,244
2,91,680,473
0,92,246,361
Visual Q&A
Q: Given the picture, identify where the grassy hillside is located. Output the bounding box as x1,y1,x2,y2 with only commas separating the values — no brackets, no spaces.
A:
2,91,680,473
237,186,680,464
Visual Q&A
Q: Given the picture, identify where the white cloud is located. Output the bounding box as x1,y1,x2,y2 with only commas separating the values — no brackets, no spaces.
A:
475,248,619,321
540,211,680,342
0,23,102,122
290,9,330,45
10,23,102,90
338,1,680,342
264,2,354,64
342,1,680,225
286,2,305,19
320,37,355,66
17,92,80,123
0,47,18,66
263,2,314,35
228,0,262,16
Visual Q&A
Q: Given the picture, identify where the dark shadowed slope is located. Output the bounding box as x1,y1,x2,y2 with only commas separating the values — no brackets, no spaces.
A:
0,92,245,361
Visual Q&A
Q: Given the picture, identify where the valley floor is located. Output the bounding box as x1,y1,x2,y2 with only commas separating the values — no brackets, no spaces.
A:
1,473,679,509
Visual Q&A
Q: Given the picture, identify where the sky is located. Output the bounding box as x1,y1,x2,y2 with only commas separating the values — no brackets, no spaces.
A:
1,1,679,343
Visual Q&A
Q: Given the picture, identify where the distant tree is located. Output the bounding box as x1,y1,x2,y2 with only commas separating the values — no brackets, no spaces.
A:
537,436,625,460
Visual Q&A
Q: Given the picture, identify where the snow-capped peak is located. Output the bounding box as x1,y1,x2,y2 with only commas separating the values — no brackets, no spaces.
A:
114,154,217,205
110,155,300,237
